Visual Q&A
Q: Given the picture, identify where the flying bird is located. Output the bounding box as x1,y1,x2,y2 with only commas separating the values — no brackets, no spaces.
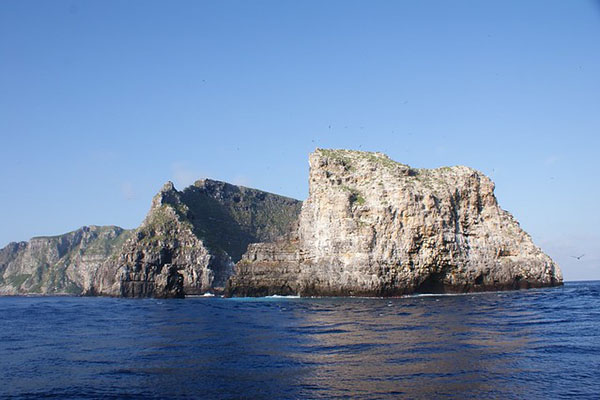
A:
571,254,585,260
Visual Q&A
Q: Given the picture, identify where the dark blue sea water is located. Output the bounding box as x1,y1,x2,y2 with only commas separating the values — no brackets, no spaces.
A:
1,282,599,399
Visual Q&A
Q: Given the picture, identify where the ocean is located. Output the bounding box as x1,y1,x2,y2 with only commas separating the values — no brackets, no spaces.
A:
1,281,598,399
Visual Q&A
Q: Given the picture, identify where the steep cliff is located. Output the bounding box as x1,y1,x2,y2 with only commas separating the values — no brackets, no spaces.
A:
1,151,561,298
227,149,562,296
90,179,302,298
0,179,301,298
0,226,131,295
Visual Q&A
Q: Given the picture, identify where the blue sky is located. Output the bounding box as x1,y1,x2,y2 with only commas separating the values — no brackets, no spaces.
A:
1,0,599,280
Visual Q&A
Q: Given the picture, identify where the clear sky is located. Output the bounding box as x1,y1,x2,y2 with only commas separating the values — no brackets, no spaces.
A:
1,1,599,280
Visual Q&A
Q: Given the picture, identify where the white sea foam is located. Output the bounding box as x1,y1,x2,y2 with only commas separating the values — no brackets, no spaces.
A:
186,293,216,298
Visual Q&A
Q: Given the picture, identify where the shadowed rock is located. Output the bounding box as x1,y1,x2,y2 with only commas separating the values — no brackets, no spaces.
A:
91,179,302,298
0,150,562,299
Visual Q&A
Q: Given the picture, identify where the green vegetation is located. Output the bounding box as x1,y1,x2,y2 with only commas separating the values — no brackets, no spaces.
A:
145,205,178,228
8,274,30,288
81,228,132,257
317,148,411,173
317,149,356,171
28,283,42,293
179,182,302,262
318,149,353,162
341,185,366,206
1,225,131,294
136,204,199,246
40,265,69,293
362,152,407,169
62,282,83,295
1,180,302,294
406,167,463,193
350,191,365,206
125,181,302,263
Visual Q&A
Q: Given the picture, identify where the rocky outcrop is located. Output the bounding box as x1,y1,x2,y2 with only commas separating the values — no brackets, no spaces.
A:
226,149,563,296
0,226,131,295
0,179,301,298
1,150,562,298
89,179,302,298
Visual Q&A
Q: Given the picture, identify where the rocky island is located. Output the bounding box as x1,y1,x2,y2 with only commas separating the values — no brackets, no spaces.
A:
227,149,562,296
0,149,562,298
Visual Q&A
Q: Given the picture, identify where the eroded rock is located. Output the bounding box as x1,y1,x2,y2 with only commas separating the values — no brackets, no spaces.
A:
226,149,562,296
0,226,131,295
90,179,302,298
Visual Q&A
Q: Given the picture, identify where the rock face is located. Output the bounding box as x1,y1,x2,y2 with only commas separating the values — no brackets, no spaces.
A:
226,149,562,296
89,179,302,298
0,151,562,298
0,226,131,295
0,179,301,298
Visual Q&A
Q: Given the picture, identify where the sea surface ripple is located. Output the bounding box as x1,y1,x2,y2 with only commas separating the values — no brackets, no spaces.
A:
1,281,599,399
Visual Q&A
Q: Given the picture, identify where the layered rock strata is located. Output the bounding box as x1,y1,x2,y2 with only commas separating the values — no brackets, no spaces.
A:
0,179,301,298
0,226,131,295
1,150,562,298
90,179,302,298
226,149,562,296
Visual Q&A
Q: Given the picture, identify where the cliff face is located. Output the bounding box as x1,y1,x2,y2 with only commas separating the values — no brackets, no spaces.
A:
0,179,301,298
0,226,131,295
227,149,562,296
1,151,562,298
90,179,302,298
